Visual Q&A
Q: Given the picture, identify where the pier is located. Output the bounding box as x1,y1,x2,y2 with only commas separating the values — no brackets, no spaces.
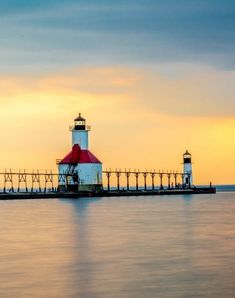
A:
0,169,215,200
0,169,190,193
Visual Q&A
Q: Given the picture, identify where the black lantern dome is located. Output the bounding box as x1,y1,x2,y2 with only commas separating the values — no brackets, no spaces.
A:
74,113,86,130
183,150,191,164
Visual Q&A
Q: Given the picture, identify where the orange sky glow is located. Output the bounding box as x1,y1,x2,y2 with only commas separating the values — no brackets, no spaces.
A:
0,66,234,185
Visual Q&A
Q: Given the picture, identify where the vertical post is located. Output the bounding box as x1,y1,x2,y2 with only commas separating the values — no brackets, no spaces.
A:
181,174,184,188
38,171,41,193
51,172,54,192
167,173,171,189
18,171,20,192
125,171,130,191
135,172,139,191
116,170,121,191
31,173,34,192
10,170,14,192
44,173,47,193
106,171,111,192
3,170,6,193
143,173,147,191
25,172,28,192
151,173,155,190
174,173,177,188
159,173,163,190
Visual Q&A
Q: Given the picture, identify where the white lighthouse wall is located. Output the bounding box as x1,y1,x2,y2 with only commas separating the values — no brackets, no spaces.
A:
72,130,88,149
58,163,102,189
77,163,102,185
183,163,193,185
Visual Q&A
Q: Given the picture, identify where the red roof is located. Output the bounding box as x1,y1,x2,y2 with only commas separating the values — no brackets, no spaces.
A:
59,144,101,164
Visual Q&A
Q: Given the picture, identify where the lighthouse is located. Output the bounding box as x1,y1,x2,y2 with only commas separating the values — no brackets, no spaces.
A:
57,114,102,192
183,150,193,187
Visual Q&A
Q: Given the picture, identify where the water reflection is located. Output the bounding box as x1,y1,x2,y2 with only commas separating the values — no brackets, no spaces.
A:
0,194,235,297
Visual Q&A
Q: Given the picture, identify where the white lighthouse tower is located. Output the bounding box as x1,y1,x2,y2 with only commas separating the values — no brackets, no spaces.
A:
183,150,193,188
71,114,89,149
57,114,103,192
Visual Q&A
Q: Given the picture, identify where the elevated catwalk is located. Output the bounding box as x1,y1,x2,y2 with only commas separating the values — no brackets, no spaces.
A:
0,169,215,200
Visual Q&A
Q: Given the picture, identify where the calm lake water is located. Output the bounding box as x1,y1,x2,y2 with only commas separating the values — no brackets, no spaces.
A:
1,191,235,298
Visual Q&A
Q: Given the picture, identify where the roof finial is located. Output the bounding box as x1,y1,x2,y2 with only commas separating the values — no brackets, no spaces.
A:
74,113,85,122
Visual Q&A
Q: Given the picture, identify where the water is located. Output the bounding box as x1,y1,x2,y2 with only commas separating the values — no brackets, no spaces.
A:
1,191,235,298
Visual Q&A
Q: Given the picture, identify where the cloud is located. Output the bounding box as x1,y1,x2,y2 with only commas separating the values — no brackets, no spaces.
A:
0,0,234,71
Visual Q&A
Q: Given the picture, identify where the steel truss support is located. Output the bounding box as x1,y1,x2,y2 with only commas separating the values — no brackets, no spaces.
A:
31,171,41,192
18,170,28,192
44,171,54,192
3,169,14,193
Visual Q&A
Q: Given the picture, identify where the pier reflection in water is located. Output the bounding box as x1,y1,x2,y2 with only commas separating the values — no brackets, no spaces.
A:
1,192,235,297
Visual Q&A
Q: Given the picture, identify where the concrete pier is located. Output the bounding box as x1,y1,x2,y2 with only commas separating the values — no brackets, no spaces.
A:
0,187,216,200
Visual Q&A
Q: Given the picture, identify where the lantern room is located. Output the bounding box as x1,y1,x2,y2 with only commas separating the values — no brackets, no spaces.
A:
183,150,191,164
74,113,86,130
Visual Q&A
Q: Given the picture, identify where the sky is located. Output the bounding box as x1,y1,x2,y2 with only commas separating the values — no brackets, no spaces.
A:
0,0,234,184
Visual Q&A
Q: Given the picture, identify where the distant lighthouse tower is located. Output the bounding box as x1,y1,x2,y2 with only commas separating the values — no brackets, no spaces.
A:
57,114,102,192
183,150,193,187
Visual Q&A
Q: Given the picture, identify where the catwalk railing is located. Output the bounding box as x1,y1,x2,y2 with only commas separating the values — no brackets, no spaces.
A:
103,169,191,191
0,169,191,193
0,170,64,193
